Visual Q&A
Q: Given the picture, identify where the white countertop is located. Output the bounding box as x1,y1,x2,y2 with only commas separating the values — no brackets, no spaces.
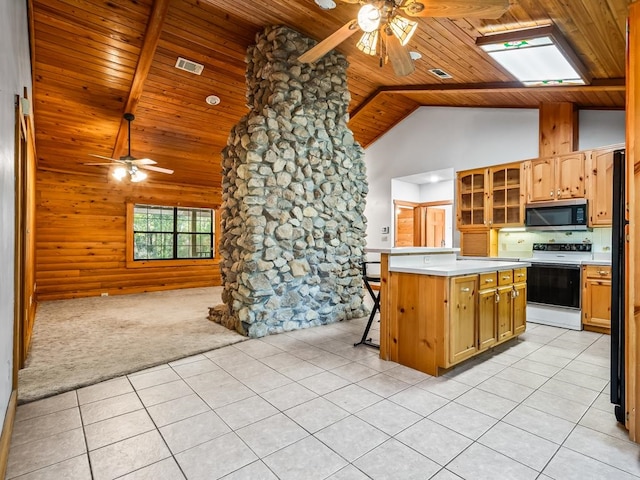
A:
390,259,531,277
581,259,612,266
366,247,460,255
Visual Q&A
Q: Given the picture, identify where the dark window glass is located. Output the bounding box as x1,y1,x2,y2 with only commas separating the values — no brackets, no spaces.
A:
133,205,214,260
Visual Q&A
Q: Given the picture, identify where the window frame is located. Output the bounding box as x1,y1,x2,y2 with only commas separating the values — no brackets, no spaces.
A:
125,202,219,268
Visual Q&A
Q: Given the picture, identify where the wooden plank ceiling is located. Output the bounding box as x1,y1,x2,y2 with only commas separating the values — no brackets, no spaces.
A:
30,0,629,188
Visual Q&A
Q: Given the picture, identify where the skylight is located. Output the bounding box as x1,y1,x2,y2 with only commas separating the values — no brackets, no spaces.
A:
476,25,590,87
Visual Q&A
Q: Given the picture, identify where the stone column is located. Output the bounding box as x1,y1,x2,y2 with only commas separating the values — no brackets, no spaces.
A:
213,25,368,337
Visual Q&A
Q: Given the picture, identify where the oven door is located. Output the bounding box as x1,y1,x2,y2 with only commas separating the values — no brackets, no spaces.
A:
527,262,581,309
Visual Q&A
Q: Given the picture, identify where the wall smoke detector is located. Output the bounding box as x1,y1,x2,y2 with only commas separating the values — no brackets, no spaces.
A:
175,57,204,75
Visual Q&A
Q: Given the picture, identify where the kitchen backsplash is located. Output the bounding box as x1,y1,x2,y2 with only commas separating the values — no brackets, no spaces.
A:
497,227,612,258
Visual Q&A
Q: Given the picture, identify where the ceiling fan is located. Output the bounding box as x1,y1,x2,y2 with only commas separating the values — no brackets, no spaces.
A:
298,0,510,77
85,113,174,182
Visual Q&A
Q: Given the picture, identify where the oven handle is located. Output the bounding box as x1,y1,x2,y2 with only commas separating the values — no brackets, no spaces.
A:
527,263,581,270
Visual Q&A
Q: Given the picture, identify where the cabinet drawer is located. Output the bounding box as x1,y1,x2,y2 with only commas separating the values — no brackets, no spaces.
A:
513,268,527,282
479,272,497,288
585,265,612,280
498,270,513,286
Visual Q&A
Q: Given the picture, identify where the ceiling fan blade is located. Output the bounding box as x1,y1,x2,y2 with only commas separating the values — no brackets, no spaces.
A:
402,0,509,19
385,33,415,77
140,165,174,174
84,162,117,166
88,154,123,163
131,158,157,165
298,20,360,63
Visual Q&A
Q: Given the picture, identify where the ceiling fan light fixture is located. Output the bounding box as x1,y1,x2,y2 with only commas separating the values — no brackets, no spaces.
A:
130,168,147,183
389,15,418,46
113,166,127,181
357,30,379,56
357,4,381,33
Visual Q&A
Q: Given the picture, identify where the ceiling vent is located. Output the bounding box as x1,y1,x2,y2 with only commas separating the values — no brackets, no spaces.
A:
175,57,204,75
429,68,453,79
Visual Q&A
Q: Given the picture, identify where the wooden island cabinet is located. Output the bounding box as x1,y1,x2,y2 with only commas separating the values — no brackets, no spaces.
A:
383,260,529,377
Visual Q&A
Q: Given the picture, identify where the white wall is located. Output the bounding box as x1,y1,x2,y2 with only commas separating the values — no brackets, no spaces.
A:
364,106,627,249
0,0,31,428
579,110,625,150
364,107,539,248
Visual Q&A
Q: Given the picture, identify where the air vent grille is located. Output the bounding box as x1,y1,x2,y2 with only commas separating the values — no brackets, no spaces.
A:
175,57,204,75
429,68,453,79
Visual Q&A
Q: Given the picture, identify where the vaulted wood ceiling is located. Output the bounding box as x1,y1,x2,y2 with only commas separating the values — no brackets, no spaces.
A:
29,0,629,187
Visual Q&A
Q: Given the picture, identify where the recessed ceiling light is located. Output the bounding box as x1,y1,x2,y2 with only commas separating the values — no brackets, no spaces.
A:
409,51,422,61
205,95,221,106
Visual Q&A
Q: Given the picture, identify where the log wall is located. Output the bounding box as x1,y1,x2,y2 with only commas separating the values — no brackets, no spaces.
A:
35,170,222,301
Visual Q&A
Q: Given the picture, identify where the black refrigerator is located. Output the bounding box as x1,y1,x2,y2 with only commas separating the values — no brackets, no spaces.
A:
611,148,627,424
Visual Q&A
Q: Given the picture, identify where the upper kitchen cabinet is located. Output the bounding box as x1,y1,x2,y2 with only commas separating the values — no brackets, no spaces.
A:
526,152,585,202
490,163,525,227
457,163,525,231
457,168,489,229
587,146,617,226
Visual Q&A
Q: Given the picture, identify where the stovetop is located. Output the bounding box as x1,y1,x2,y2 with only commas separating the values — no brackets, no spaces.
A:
529,243,593,264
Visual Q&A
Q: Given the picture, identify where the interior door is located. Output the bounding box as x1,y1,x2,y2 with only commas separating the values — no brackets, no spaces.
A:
425,207,445,247
395,205,415,247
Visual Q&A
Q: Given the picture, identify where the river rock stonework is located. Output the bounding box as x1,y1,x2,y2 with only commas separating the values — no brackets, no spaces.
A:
212,25,368,338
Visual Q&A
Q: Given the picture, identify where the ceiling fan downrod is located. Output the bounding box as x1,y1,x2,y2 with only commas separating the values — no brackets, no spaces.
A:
124,112,134,158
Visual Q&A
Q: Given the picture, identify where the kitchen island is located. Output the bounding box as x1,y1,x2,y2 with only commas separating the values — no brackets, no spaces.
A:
368,248,529,376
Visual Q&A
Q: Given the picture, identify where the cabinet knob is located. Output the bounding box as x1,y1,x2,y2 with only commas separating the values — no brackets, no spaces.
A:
597,270,608,275
502,276,510,280
485,278,494,283
461,287,470,292
557,189,561,196
495,292,500,303
550,191,554,197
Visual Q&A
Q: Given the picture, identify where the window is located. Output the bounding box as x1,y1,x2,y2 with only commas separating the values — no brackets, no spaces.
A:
132,204,214,261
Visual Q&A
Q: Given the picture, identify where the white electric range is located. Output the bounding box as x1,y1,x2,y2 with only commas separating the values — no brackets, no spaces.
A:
525,242,593,330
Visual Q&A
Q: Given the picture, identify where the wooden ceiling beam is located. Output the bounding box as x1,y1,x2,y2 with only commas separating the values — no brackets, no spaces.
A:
112,0,171,159
351,79,626,119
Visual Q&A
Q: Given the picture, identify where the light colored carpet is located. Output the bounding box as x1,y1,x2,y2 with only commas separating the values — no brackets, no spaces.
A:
18,286,246,403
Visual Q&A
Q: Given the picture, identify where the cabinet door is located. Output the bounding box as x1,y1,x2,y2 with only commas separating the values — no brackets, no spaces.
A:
496,285,513,340
478,288,497,350
457,169,488,229
460,229,497,257
588,149,614,226
583,278,612,330
512,283,527,335
450,275,478,364
529,158,556,202
490,163,524,227
556,152,585,199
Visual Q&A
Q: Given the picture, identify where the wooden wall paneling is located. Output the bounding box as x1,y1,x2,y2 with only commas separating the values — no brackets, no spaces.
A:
627,0,639,444
35,170,222,300
0,391,17,480
539,102,578,157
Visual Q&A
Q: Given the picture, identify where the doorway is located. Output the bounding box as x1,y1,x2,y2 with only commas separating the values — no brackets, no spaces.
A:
393,201,451,248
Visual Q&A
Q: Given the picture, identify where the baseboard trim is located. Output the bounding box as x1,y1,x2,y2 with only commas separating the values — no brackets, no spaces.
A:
0,390,17,480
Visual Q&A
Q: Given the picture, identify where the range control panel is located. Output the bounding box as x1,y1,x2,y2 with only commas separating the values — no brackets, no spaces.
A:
532,243,592,252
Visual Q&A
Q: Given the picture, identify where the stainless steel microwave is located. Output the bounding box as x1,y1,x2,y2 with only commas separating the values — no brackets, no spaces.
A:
524,199,589,231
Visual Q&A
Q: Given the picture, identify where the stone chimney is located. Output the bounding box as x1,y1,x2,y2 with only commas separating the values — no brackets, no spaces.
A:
212,25,368,338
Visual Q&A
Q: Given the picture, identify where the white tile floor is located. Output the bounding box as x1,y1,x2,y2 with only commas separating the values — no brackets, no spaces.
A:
6,318,640,480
